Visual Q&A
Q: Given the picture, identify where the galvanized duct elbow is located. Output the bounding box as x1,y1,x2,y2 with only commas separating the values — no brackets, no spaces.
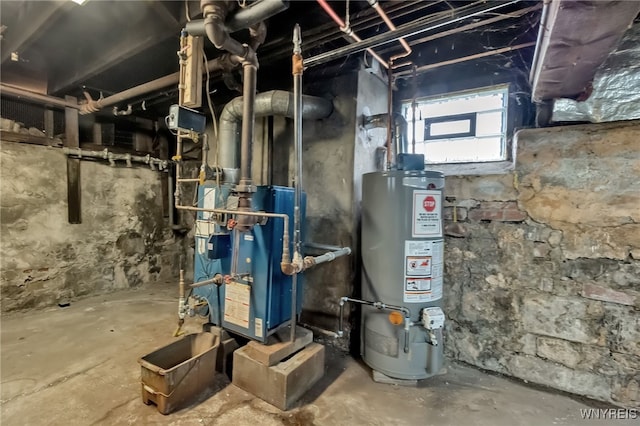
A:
219,90,333,183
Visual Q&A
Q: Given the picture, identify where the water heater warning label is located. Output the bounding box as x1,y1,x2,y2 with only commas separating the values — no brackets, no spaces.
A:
412,190,442,237
224,282,250,328
406,256,431,276
404,240,444,302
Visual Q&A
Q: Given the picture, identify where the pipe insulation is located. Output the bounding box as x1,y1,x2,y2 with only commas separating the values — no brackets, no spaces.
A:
218,90,333,183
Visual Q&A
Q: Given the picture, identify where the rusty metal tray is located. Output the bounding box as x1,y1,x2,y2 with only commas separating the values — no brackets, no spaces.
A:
139,332,219,414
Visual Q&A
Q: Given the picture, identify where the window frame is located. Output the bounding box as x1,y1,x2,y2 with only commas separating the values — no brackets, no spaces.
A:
402,84,511,169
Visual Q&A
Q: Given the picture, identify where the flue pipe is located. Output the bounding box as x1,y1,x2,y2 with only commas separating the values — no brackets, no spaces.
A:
217,90,333,183
235,61,258,231
367,0,412,61
386,61,393,169
316,0,389,69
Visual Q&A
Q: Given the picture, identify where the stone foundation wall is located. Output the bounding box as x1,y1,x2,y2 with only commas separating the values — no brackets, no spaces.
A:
0,142,182,311
443,120,640,407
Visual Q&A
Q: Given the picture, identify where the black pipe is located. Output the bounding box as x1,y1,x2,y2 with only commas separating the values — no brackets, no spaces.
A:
186,0,289,35
226,0,289,32
201,0,256,63
239,63,257,185
204,14,247,58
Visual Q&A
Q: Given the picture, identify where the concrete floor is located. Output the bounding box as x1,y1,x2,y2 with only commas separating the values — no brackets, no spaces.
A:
1,284,631,426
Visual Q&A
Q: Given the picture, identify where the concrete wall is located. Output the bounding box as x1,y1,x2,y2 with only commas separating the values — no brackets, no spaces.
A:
442,120,640,408
0,142,182,311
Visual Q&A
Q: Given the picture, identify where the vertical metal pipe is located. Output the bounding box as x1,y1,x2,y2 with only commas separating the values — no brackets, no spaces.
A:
175,134,184,205
240,63,257,184
236,62,257,231
338,300,345,337
267,116,274,185
290,23,303,342
168,171,175,227
529,0,551,83
411,66,417,155
386,62,394,169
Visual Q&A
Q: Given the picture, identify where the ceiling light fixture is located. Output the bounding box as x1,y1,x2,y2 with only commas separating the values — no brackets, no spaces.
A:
71,0,88,5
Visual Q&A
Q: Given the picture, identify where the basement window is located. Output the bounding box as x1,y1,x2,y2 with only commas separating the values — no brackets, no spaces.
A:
402,84,509,164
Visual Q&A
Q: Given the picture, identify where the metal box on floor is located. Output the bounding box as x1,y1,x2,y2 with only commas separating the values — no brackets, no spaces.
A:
139,332,219,414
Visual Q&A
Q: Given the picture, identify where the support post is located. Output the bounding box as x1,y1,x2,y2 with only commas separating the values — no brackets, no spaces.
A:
44,109,54,139
65,96,81,224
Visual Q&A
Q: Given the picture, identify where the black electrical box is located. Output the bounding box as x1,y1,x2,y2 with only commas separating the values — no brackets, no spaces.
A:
397,153,425,171
167,105,207,134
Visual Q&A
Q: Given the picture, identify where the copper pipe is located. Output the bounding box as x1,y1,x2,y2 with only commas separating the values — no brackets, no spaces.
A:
375,4,542,56
369,1,412,61
316,0,389,69
306,0,521,68
394,42,536,78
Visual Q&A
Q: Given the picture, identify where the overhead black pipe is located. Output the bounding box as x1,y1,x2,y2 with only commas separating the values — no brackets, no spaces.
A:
186,0,288,36
201,0,251,59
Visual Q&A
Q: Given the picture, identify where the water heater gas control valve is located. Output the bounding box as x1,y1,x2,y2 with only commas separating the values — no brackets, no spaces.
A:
422,307,445,330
